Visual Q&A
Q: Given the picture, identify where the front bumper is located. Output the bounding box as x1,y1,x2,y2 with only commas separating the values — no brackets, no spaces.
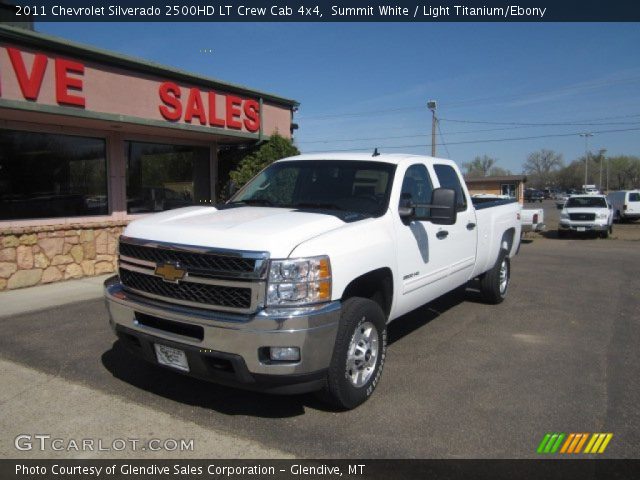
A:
104,276,340,393
558,222,609,232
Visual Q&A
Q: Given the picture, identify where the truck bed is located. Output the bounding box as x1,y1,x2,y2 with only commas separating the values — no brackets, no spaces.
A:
471,197,522,277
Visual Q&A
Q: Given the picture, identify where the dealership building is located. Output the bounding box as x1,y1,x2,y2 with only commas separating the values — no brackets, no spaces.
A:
0,24,297,290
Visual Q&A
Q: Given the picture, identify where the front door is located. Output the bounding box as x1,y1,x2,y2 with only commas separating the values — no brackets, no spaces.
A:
393,163,456,317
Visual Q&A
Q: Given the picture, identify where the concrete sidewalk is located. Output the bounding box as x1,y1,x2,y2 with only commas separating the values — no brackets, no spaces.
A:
0,275,112,318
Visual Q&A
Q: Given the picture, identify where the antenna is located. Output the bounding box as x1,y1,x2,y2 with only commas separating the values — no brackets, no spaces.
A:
372,148,380,157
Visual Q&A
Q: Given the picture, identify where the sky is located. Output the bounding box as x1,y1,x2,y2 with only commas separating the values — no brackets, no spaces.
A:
37,22,640,174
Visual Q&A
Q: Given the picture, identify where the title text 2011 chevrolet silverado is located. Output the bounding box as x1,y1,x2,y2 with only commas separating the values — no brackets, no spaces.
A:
105,153,521,409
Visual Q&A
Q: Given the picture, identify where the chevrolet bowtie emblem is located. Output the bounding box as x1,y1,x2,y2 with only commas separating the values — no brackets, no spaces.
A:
155,262,186,283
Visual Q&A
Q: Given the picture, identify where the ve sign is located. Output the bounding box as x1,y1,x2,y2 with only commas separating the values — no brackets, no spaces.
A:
2,47,85,106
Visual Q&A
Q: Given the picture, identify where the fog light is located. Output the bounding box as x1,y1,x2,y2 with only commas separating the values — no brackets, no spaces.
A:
269,347,300,362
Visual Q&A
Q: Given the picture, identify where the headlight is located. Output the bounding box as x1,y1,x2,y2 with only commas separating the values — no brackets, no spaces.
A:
266,256,331,306
560,211,569,219
596,212,608,219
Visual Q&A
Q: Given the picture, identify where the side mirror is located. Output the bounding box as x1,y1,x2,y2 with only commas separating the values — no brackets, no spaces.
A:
398,205,414,219
402,188,457,225
608,204,613,210
428,188,457,225
398,193,415,220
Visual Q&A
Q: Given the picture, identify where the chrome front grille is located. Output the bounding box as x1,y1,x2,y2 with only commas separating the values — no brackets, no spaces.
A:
119,240,265,278
118,237,268,313
120,269,253,310
569,213,596,221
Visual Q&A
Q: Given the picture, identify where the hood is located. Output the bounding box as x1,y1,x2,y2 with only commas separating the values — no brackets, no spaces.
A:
123,206,347,258
564,207,608,214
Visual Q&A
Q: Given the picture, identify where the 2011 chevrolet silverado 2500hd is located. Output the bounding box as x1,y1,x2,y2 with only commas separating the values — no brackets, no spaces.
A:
104,153,522,409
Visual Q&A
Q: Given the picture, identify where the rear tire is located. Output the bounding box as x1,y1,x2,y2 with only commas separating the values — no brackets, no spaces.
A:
479,250,510,304
320,297,387,410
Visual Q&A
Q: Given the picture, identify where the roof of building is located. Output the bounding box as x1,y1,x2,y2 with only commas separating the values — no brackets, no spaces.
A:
0,24,298,107
280,152,457,166
464,175,527,183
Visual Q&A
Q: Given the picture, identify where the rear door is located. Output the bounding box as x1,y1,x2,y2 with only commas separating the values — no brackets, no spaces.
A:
432,163,479,290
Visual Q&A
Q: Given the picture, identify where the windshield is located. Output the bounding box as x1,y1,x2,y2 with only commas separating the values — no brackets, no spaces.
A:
229,160,396,217
566,197,607,208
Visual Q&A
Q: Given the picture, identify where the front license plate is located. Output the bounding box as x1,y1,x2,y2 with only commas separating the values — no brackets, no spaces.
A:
577,227,586,232
154,344,189,372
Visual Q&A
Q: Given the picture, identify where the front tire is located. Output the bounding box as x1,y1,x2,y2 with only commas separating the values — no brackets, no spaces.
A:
479,250,510,304
321,297,387,410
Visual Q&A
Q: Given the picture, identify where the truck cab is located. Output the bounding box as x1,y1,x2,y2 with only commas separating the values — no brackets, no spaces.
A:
105,153,521,409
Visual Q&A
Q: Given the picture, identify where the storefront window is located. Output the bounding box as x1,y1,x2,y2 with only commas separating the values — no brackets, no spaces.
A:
125,142,211,213
501,184,516,197
0,129,107,220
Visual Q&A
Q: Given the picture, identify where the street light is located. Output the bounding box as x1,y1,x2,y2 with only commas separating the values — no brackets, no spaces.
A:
579,133,594,186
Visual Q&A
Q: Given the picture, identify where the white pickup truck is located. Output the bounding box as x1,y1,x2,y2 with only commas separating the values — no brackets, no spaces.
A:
105,153,521,409
558,194,613,238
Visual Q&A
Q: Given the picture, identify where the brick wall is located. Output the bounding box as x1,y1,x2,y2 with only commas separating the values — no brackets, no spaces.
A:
0,221,127,291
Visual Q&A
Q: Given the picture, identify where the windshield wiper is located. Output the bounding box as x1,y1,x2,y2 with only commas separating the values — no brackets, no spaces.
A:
227,198,274,207
291,202,346,211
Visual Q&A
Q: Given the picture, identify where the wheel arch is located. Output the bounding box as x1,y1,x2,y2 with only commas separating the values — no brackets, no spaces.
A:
501,228,516,255
341,267,394,319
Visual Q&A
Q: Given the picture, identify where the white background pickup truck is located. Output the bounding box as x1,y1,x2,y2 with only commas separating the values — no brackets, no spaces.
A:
105,153,521,409
558,194,613,238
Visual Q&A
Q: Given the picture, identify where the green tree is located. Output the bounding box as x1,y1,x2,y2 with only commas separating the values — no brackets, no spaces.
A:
607,155,640,190
228,133,299,191
556,159,584,190
463,155,497,177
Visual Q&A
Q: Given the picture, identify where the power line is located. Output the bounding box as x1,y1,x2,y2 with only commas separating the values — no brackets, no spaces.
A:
302,126,640,153
437,120,451,158
296,114,640,144
439,115,640,126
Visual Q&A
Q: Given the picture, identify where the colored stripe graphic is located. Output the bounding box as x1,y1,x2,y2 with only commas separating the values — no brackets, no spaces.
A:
584,433,613,454
539,433,613,454
575,433,589,453
537,433,565,454
560,433,575,453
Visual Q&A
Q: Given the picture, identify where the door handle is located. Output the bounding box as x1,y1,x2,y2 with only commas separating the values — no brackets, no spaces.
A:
466,222,476,230
436,230,449,239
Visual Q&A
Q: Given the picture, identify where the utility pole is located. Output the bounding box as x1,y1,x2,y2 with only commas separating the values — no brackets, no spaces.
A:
579,132,593,185
599,149,607,192
427,100,437,157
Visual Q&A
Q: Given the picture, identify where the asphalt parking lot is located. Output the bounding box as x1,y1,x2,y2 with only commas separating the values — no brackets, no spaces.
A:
1,209,639,458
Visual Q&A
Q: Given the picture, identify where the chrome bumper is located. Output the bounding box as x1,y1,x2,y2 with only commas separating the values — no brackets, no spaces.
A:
104,276,340,379
559,222,609,231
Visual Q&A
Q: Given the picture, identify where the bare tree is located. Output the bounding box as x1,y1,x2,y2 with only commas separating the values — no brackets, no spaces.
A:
523,149,564,187
463,155,497,177
488,166,512,176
